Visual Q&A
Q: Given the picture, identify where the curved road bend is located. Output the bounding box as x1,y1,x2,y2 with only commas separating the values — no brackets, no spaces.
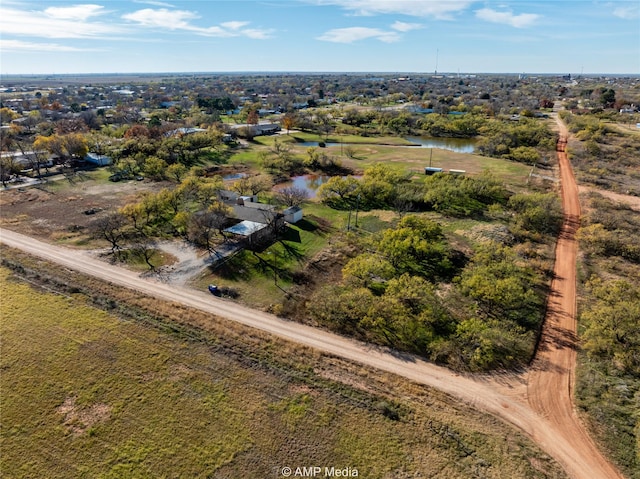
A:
526,117,623,479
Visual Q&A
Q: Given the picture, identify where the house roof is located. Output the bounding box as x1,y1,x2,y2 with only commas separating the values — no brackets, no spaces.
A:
233,204,278,224
224,220,266,237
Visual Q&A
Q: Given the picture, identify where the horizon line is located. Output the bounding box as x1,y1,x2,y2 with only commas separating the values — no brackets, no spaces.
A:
2,70,639,78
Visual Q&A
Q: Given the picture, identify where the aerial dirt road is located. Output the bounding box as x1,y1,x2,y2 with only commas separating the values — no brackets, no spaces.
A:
0,117,623,479
525,117,623,478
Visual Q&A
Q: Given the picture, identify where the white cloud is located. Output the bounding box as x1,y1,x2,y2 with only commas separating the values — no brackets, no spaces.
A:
122,8,273,38
314,0,472,19
122,8,199,30
391,21,423,32
221,21,250,30
133,0,175,7
613,5,640,19
0,5,123,38
43,4,106,20
241,28,273,40
0,39,90,52
317,27,400,43
475,8,540,28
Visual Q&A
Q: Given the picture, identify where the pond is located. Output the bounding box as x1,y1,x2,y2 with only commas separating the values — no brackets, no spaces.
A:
295,136,476,153
405,136,476,153
274,174,360,199
222,172,247,181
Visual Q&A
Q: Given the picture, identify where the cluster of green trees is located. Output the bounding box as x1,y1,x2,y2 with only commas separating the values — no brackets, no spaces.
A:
569,121,640,477
559,112,611,143
111,126,225,177
477,118,556,164
419,113,487,138
581,278,640,375
304,161,564,370
559,112,640,194
310,223,545,370
507,192,563,240
318,167,510,218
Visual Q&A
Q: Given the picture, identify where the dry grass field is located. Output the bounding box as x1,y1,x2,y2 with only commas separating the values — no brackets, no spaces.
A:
0,251,567,479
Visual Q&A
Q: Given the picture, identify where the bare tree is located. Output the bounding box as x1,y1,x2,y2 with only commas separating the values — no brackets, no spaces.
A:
129,234,157,270
188,202,230,254
275,186,309,207
0,156,21,187
90,212,128,255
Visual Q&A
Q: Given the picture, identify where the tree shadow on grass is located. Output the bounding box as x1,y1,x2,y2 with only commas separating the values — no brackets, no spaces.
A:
280,226,302,243
210,252,253,281
278,240,306,263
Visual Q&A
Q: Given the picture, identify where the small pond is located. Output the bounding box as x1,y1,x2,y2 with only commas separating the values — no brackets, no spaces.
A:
274,174,360,199
222,172,248,181
295,136,475,153
405,136,476,153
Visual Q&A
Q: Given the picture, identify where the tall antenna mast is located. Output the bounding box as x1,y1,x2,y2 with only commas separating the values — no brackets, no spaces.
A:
435,49,439,75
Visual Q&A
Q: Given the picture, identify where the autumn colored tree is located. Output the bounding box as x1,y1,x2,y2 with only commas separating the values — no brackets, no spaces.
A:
33,133,88,163
124,124,151,139
282,112,296,134
232,174,273,196
246,109,259,126
143,156,168,181
0,107,19,124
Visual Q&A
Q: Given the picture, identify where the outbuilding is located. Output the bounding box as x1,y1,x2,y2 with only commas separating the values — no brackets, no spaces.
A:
283,205,303,224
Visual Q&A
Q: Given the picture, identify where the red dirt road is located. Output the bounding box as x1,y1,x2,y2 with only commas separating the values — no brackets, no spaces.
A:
526,116,623,479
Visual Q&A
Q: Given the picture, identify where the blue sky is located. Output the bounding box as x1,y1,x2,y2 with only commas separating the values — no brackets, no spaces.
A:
1,1,638,74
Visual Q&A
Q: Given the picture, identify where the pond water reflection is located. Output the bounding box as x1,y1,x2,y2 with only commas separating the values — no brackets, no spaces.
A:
405,136,476,153
295,136,475,153
274,174,360,198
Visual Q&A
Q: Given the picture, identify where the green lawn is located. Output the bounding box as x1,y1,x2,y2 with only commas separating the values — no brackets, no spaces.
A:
194,214,334,308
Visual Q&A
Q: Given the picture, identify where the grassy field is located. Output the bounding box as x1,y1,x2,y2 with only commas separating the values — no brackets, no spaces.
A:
0,254,567,479
226,133,533,186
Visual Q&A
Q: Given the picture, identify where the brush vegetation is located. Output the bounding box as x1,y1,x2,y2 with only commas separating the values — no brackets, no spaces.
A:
571,116,640,478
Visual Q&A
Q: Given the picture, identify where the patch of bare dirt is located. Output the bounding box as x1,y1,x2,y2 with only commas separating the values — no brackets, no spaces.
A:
578,185,640,211
56,396,112,436
0,178,160,239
